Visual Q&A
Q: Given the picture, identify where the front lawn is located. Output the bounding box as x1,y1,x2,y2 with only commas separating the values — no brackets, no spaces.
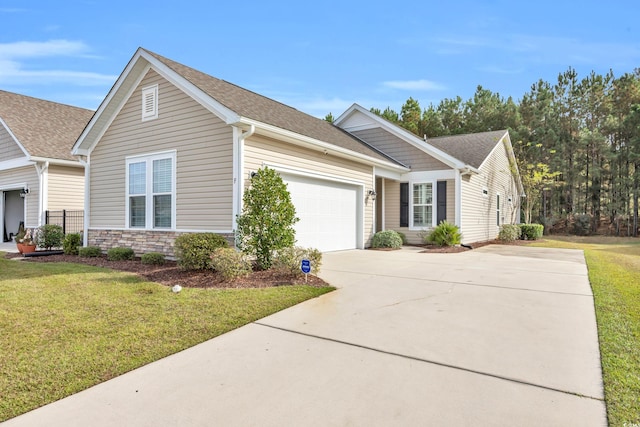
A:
0,254,333,422
529,236,640,426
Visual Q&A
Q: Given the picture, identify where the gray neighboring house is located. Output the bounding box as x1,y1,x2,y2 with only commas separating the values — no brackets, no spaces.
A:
71,48,522,256
0,90,94,242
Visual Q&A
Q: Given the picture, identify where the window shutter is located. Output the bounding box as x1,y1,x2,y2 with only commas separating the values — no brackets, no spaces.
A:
400,183,409,227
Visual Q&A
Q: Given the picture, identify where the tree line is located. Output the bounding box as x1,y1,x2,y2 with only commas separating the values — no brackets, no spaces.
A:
340,69,640,236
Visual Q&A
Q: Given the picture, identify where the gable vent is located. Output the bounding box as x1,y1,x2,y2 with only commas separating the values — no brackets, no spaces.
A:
141,85,158,121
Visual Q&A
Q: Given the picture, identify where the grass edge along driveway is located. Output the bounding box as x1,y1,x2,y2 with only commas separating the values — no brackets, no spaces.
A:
530,236,640,426
0,255,333,422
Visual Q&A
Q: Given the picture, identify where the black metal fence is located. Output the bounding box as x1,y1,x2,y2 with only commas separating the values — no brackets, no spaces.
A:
45,210,84,234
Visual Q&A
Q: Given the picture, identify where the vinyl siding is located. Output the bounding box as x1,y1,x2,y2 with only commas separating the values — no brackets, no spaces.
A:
90,69,234,230
351,127,449,171
460,139,519,243
0,125,24,161
47,165,84,210
383,178,457,245
244,135,375,246
0,165,40,227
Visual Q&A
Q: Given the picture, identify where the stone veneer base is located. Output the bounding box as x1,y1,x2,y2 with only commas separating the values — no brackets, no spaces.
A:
88,229,236,259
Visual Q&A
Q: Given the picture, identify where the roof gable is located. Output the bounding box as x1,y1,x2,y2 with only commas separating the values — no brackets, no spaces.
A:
0,90,93,162
335,104,467,170
74,48,404,170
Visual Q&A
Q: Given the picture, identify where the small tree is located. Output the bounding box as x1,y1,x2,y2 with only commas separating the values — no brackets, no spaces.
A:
236,167,299,270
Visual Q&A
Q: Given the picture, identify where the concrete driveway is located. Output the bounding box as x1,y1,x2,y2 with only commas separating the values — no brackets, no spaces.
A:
3,245,606,426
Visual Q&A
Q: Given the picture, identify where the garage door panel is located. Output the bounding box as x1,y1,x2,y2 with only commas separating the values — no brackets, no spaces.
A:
282,174,359,252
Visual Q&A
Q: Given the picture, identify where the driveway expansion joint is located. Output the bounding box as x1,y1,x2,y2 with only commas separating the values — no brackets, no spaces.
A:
253,321,604,403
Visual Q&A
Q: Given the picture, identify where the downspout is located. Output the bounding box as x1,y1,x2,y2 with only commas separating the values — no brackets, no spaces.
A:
35,161,49,226
79,155,90,247
232,125,255,239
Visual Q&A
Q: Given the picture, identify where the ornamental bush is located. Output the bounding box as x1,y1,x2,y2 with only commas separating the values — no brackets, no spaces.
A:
424,221,462,247
62,233,82,255
371,230,403,249
107,247,135,261
498,224,521,242
210,248,252,281
236,167,299,270
37,224,63,250
141,252,166,265
273,246,322,276
79,246,102,257
519,223,544,240
174,233,229,270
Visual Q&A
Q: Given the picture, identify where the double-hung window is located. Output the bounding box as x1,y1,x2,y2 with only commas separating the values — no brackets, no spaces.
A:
412,183,433,228
126,151,175,229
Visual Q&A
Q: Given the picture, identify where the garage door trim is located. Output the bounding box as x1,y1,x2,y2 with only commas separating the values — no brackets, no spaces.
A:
266,163,365,250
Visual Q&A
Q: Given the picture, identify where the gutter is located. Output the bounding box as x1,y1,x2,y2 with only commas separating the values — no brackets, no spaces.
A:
79,155,90,247
30,157,83,168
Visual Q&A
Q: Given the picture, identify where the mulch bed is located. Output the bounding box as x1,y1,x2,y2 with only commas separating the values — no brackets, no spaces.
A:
5,252,329,289
5,239,534,288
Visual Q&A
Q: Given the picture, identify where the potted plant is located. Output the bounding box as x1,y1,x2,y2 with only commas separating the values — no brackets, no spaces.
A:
16,228,37,254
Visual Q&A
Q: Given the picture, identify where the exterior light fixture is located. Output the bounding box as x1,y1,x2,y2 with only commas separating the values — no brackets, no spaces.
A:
19,188,29,198
367,189,377,201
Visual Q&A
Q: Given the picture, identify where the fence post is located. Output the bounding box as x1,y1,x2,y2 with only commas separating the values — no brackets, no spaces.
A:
45,210,49,225
62,210,67,235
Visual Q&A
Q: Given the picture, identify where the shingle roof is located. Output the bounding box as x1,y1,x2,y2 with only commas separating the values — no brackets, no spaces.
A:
144,49,401,166
426,130,507,169
0,90,94,161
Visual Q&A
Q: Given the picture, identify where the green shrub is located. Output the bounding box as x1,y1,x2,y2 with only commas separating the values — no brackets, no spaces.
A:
141,252,166,265
209,248,252,281
236,167,299,270
498,224,521,242
371,230,403,249
78,246,102,257
174,233,229,270
424,221,462,247
37,224,63,250
107,247,135,261
572,214,592,236
396,231,407,245
273,246,322,275
62,233,82,255
519,223,544,240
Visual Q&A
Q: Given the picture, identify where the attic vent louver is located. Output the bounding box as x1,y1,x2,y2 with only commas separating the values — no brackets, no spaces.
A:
141,85,158,121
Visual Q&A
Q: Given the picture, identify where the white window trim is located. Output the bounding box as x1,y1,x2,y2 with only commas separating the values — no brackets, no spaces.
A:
125,151,176,230
409,181,436,230
496,192,502,226
141,84,158,121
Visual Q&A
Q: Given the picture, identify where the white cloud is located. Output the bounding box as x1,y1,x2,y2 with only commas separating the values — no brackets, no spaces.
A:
0,40,116,86
0,39,88,58
383,79,446,91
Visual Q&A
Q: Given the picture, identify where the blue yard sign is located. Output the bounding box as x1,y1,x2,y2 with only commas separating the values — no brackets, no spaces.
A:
301,259,311,274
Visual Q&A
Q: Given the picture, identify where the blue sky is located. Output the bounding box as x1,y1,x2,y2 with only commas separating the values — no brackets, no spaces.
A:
1,1,639,118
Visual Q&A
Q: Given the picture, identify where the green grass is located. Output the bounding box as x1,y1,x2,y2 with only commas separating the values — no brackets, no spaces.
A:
529,236,640,426
0,255,333,422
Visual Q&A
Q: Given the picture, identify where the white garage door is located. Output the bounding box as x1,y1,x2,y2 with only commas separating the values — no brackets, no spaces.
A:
282,174,360,252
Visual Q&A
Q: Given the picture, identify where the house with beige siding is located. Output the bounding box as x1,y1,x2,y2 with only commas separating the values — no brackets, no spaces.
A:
334,104,523,244
71,48,522,257
0,90,93,243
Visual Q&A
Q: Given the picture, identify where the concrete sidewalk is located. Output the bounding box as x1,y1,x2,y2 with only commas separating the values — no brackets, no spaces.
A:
3,245,607,426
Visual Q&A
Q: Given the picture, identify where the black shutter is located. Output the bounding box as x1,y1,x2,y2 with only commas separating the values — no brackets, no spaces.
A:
437,181,447,225
400,183,409,227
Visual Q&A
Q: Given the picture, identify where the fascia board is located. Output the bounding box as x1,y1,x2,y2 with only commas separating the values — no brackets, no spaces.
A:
29,157,83,168
336,104,465,170
141,51,241,124
239,118,409,173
